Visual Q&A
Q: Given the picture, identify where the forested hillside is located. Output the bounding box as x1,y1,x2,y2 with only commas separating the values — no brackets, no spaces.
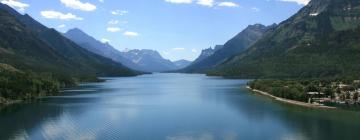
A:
181,24,274,73
209,0,360,79
0,4,139,102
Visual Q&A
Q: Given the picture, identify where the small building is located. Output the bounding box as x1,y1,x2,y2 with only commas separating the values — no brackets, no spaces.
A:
339,84,350,89
331,82,338,88
307,92,325,104
307,92,325,95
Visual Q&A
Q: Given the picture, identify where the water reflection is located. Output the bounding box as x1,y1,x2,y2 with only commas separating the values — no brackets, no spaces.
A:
1,74,360,140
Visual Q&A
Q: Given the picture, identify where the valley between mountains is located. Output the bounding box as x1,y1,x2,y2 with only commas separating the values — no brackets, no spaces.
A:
1,0,360,109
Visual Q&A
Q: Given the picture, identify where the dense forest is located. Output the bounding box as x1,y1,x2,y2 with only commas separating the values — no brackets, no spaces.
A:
0,4,140,104
209,26,360,79
249,78,360,107
208,0,360,79
180,24,273,73
0,64,61,104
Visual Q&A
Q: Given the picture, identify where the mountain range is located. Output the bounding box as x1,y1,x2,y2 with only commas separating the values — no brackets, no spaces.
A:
64,28,191,72
63,28,142,71
180,24,275,73
0,3,139,85
120,49,178,72
207,0,360,78
193,45,223,64
1,0,360,100
173,59,192,69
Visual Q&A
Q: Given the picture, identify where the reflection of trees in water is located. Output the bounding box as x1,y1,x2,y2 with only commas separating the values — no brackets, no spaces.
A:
0,103,64,140
222,87,360,140
276,104,360,140
0,84,101,140
2,78,360,140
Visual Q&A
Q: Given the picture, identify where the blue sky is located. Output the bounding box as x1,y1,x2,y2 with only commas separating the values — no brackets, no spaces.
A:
1,0,309,61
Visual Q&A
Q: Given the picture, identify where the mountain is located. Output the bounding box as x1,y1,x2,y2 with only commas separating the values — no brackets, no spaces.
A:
173,59,192,69
209,0,360,78
64,28,186,72
0,3,138,82
181,24,273,73
63,28,141,71
121,49,177,72
192,45,223,64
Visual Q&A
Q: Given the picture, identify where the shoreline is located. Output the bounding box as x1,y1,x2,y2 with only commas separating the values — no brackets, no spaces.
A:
0,78,107,107
246,86,336,109
0,97,23,106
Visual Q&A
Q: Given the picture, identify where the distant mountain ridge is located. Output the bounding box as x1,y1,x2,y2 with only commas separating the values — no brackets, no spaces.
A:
173,59,192,69
120,49,178,72
209,0,360,78
181,24,274,73
63,28,142,71
0,3,138,82
192,45,223,64
64,28,188,72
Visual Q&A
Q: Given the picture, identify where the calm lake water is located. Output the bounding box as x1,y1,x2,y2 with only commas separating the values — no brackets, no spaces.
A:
1,73,360,140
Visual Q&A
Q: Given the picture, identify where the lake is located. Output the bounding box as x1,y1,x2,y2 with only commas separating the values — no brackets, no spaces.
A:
1,73,360,140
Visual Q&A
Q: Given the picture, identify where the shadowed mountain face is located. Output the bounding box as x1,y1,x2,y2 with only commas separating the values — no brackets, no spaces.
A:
63,28,142,72
64,29,187,73
193,45,223,64
0,3,138,79
120,49,177,72
181,24,274,73
209,0,360,78
173,59,192,69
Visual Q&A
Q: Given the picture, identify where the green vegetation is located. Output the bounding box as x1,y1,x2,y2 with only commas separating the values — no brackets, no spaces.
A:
0,64,60,104
209,26,360,78
180,24,272,73
249,80,307,102
209,0,360,79
205,0,360,109
0,5,140,104
249,78,360,107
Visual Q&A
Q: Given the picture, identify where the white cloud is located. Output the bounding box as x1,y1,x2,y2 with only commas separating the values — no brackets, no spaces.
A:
108,20,119,25
191,49,198,53
123,31,139,37
217,2,239,7
60,0,96,11
57,24,66,28
1,0,29,11
251,7,260,12
41,10,83,20
165,0,239,8
108,20,128,25
111,10,128,15
173,48,185,51
101,38,110,43
279,0,310,5
106,27,122,32
197,0,214,7
99,0,104,3
165,0,192,4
